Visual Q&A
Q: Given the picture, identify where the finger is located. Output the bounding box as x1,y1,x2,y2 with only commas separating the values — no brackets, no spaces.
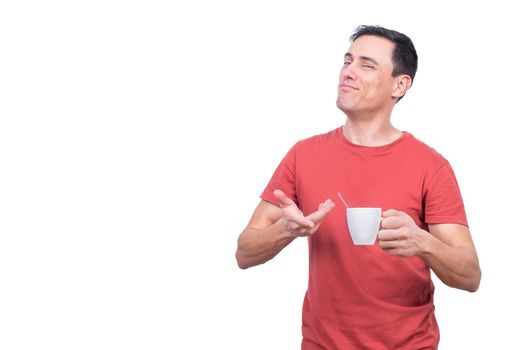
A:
287,221,300,230
378,239,401,250
303,224,321,237
377,229,402,241
381,209,402,218
290,225,314,237
319,199,335,211
379,245,407,257
286,210,315,228
307,199,335,223
273,189,295,208
316,199,335,217
382,249,406,258
298,226,313,236
311,221,321,233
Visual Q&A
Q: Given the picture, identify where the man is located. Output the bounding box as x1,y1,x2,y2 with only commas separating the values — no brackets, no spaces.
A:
235,25,481,349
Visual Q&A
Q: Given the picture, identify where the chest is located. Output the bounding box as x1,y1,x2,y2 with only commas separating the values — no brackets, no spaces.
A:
295,151,427,227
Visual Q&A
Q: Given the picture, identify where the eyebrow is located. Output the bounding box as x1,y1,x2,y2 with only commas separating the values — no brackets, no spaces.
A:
344,52,380,67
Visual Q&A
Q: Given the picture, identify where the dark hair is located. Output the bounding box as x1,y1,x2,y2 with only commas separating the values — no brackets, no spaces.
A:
350,25,418,86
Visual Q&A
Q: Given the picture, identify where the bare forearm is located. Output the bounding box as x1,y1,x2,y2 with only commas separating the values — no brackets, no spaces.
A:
419,233,481,292
236,219,296,269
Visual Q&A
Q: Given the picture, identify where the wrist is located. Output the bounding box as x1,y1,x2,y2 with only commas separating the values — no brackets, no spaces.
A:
417,228,433,257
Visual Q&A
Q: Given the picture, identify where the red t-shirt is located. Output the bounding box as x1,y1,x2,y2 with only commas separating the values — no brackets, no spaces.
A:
261,127,467,350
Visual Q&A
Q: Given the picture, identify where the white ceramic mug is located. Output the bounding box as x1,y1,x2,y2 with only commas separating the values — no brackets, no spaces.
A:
346,208,381,245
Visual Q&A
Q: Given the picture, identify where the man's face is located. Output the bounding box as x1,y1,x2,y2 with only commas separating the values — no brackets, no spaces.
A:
336,35,399,115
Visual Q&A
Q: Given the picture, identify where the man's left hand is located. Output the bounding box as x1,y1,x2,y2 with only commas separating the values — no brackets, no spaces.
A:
378,209,429,257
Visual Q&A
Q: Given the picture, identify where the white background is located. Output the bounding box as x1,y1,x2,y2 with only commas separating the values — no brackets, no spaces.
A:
1,1,523,349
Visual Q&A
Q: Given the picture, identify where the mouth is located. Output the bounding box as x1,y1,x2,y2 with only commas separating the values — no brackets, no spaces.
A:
338,83,359,91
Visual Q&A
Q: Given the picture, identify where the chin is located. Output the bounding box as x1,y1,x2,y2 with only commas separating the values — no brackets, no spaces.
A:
336,99,357,114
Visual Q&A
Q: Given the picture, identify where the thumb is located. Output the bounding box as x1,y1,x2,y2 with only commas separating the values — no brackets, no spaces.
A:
273,189,295,208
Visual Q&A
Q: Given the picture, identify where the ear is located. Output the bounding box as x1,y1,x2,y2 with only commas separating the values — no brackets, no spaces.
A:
392,75,412,99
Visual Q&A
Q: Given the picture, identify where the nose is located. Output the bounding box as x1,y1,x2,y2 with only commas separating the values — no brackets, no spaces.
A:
341,63,356,81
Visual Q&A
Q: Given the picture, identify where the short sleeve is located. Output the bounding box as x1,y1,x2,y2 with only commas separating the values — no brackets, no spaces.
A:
423,162,468,226
260,143,298,207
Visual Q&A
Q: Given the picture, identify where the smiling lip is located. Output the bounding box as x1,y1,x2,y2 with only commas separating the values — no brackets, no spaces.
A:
338,83,359,91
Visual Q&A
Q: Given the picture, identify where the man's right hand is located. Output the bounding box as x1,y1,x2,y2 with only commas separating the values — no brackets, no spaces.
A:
274,189,335,237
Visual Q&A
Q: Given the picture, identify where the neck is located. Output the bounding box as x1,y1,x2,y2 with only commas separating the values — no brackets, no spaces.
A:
342,116,402,147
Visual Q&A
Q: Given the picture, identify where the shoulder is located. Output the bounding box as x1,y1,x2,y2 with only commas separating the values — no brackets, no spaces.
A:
273,127,340,167
403,132,449,168
294,127,341,151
